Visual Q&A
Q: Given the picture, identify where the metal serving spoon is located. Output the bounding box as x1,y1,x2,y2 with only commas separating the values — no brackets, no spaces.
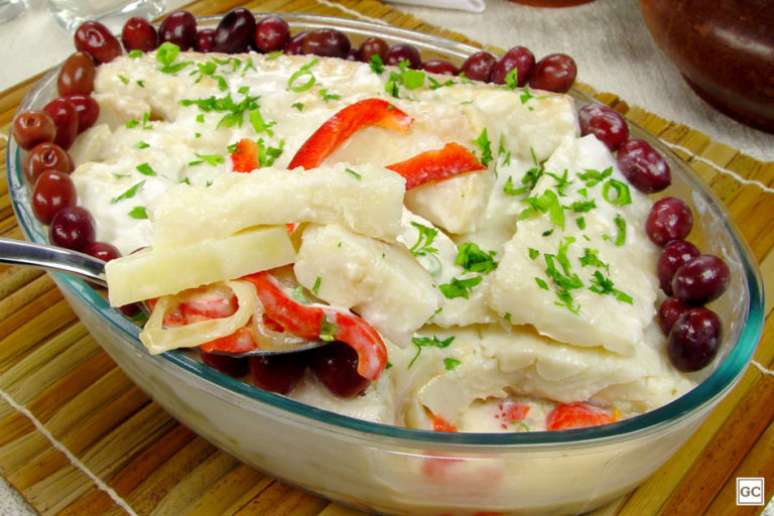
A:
0,238,325,356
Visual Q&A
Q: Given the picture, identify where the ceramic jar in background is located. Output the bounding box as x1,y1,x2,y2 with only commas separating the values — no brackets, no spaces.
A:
640,0,774,133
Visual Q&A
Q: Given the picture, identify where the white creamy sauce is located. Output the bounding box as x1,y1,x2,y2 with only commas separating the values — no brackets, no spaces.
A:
73,49,694,431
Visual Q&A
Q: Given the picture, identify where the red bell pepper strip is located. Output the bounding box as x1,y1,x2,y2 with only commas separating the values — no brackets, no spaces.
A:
386,142,485,190
430,412,458,433
241,272,388,381
288,98,414,170
231,139,260,173
200,326,257,354
545,402,614,431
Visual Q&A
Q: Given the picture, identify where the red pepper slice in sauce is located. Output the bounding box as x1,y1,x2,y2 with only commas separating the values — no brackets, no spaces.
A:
241,272,388,381
545,402,614,431
230,139,260,173
288,98,414,170
386,142,485,190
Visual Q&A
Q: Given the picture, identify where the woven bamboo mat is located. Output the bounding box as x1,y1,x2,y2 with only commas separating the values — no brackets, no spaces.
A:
0,0,771,514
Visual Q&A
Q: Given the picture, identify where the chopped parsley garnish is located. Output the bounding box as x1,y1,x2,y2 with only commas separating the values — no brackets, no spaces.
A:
248,108,276,136
443,357,462,371
291,102,304,111
196,114,205,123
520,86,535,104
542,228,554,237
180,93,261,129
601,179,632,207
345,168,362,180
193,61,227,91
542,237,583,314
535,277,549,290
439,275,482,300
128,49,143,59
519,189,565,229
528,248,540,260
135,141,150,149
428,76,456,89
369,54,384,75
137,80,145,88
579,248,609,271
319,317,337,342
111,181,145,204
319,88,341,102
578,167,613,187
156,42,192,74
128,206,148,219
567,199,596,213
136,163,156,176
604,214,627,246
504,68,518,90
188,153,224,167
125,112,152,130
265,50,283,60
241,57,256,75
576,217,586,230
546,169,572,196
409,335,455,368
409,222,438,257
287,58,319,92
118,74,129,85
503,148,543,197
504,312,513,323
455,242,498,274
256,138,284,167
312,276,322,295
384,60,425,97
472,128,493,167
589,270,633,304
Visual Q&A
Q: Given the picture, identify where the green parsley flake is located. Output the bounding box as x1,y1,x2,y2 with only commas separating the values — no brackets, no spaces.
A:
504,68,518,90
180,93,261,129
196,114,205,123
519,189,565,229
472,128,493,167
135,141,150,149
504,312,513,323
439,275,482,300
528,248,540,260
543,237,583,314
128,49,143,59
345,168,362,180
567,199,596,213
409,335,455,368
384,60,426,97
319,317,337,342
520,86,535,104
546,169,572,196
111,181,145,204
503,148,543,197
579,248,609,271
443,357,462,371
156,42,192,74
319,88,341,102
312,276,322,295
188,153,224,167
256,138,284,168
370,54,384,75
409,222,438,257
136,163,156,176
248,109,276,136
265,50,283,60
428,76,456,89
589,270,633,304
576,216,586,230
128,206,148,219
602,179,632,206
287,58,319,92
455,242,498,274
137,80,145,88
578,167,613,187
291,102,304,111
118,74,129,85
535,277,549,290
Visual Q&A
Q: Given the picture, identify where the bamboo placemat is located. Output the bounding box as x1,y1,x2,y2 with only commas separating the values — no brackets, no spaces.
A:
0,0,771,514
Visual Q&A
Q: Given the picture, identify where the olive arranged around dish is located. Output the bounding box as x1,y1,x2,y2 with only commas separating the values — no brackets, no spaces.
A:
11,9,731,431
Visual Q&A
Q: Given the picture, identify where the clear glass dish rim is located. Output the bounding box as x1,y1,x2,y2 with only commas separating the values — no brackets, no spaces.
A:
4,12,764,447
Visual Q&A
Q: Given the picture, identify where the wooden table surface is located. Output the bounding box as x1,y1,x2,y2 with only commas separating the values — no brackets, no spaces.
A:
0,1,770,515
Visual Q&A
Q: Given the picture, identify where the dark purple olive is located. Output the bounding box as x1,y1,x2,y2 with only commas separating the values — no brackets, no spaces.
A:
578,103,629,151
529,53,577,93
43,97,79,150
32,170,77,225
83,241,121,262
286,32,306,55
423,59,459,76
195,28,215,52
460,51,496,82
672,255,730,305
12,111,56,151
249,354,307,394
57,52,96,96
74,21,122,64
202,351,248,378
159,10,197,50
385,43,421,69
617,139,671,193
255,15,290,53
658,297,690,335
49,206,96,251
358,37,388,63
213,8,256,54
658,239,701,295
646,197,693,247
301,29,350,58
490,46,535,86
310,342,369,398
121,17,158,52
64,94,99,133
668,307,722,371
24,142,73,184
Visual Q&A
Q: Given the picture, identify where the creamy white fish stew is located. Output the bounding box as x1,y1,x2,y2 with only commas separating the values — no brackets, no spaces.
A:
47,46,720,433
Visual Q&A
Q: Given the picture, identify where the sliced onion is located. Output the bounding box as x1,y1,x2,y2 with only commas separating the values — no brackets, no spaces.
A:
252,313,311,352
140,281,257,354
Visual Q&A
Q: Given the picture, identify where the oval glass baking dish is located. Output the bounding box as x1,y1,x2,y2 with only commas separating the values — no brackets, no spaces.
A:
6,13,764,515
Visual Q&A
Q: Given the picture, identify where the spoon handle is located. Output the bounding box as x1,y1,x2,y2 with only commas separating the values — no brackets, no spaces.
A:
0,238,107,287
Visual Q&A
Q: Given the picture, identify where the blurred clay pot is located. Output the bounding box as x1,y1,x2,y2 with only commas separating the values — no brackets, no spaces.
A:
640,0,774,133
